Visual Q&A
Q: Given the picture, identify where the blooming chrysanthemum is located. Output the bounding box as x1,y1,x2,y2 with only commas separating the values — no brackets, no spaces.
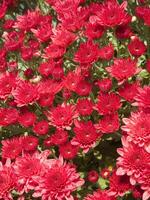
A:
108,170,131,197
72,120,100,153
133,86,150,109
0,107,18,126
95,92,121,115
14,150,50,194
122,111,150,153
0,159,16,199
74,40,99,64
0,72,16,99
12,80,39,107
107,58,137,82
59,142,79,159
116,137,150,185
138,170,150,200
32,157,84,200
2,137,23,159
95,113,120,134
76,98,93,116
14,9,40,31
90,0,131,27
46,103,78,130
84,189,115,200
118,82,139,102
51,129,68,145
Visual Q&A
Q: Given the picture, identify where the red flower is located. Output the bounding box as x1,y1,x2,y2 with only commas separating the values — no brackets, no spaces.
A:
116,25,132,39
32,23,52,43
128,37,147,57
32,157,84,199
4,31,24,52
43,43,66,59
12,80,39,107
95,113,120,134
0,73,16,99
84,189,115,200
85,22,104,40
74,40,99,64
116,137,150,185
75,80,92,96
108,170,131,197
122,111,150,153
0,107,18,126
51,26,77,48
18,111,37,127
38,61,55,77
95,92,121,115
76,98,93,116
0,160,16,199
2,137,23,159
51,129,68,145
33,120,49,135
72,120,100,153
99,44,114,60
0,1,7,19
118,82,139,102
90,0,131,27
22,136,38,152
138,170,150,200
14,10,40,31
59,142,79,159
88,170,99,183
96,78,112,92
107,58,137,82
47,103,78,130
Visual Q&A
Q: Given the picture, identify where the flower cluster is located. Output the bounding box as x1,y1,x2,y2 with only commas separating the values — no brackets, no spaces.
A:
0,0,150,199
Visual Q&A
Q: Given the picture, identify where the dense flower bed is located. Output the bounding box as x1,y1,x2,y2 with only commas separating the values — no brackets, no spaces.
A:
0,0,150,199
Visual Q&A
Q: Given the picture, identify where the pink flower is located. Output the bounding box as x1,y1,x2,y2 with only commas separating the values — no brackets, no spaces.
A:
32,157,84,200
122,111,150,153
116,137,150,185
0,159,16,199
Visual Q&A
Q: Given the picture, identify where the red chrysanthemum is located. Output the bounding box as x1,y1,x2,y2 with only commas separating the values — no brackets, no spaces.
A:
74,40,99,64
128,37,147,57
107,58,137,82
116,137,150,185
99,44,114,60
0,72,16,100
72,120,100,153
108,170,131,197
12,80,39,107
85,22,104,40
46,103,78,130
18,111,37,127
76,98,93,116
22,136,39,152
95,113,120,134
0,107,18,126
2,137,23,160
51,129,68,146
33,120,49,135
138,170,150,200
14,10,40,31
96,78,112,92
95,92,121,115
84,189,115,200
32,157,84,200
118,82,139,102
90,0,131,27
59,142,79,159
122,111,150,153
